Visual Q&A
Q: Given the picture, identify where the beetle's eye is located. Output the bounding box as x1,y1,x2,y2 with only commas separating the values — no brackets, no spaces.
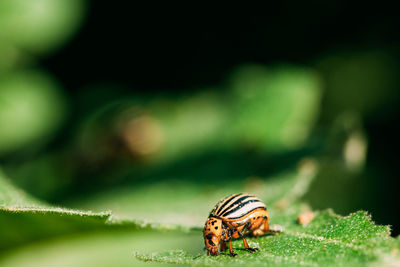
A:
206,234,213,239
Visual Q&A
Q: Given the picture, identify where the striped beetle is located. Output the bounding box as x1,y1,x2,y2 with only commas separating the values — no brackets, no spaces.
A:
203,193,270,257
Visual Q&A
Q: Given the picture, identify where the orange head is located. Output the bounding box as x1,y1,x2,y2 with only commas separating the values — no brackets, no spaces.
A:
203,217,223,256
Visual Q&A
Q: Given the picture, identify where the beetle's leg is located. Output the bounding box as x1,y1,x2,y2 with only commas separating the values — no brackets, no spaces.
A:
238,223,259,253
238,221,251,236
228,239,237,257
241,236,258,253
262,215,270,233
220,241,227,252
252,216,270,236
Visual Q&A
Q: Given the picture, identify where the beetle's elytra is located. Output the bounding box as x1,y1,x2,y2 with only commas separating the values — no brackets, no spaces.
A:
203,193,270,257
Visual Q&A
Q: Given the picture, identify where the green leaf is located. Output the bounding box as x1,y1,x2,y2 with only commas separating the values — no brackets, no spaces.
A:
2,158,399,267
0,159,318,266
0,168,108,250
0,168,202,267
0,169,186,252
118,159,400,266
136,210,400,267
0,229,205,267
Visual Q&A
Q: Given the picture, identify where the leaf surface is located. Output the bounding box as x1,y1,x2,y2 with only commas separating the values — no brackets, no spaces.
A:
136,210,400,267
0,169,178,252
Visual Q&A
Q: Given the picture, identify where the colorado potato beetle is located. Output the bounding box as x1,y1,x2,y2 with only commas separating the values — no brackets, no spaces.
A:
203,193,270,257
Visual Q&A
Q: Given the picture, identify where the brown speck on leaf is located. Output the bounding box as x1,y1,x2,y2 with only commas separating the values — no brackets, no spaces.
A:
298,211,315,225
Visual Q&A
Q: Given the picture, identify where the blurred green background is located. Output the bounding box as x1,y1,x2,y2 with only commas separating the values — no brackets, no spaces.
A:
1,1,400,266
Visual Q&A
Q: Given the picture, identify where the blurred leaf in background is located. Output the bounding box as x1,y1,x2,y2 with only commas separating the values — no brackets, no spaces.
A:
2,64,324,201
316,49,400,123
0,70,67,156
305,48,400,225
228,64,322,151
0,0,86,60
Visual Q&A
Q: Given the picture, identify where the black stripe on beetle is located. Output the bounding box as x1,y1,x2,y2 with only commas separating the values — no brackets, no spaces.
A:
221,199,263,217
217,195,251,216
225,206,267,220
214,193,241,215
